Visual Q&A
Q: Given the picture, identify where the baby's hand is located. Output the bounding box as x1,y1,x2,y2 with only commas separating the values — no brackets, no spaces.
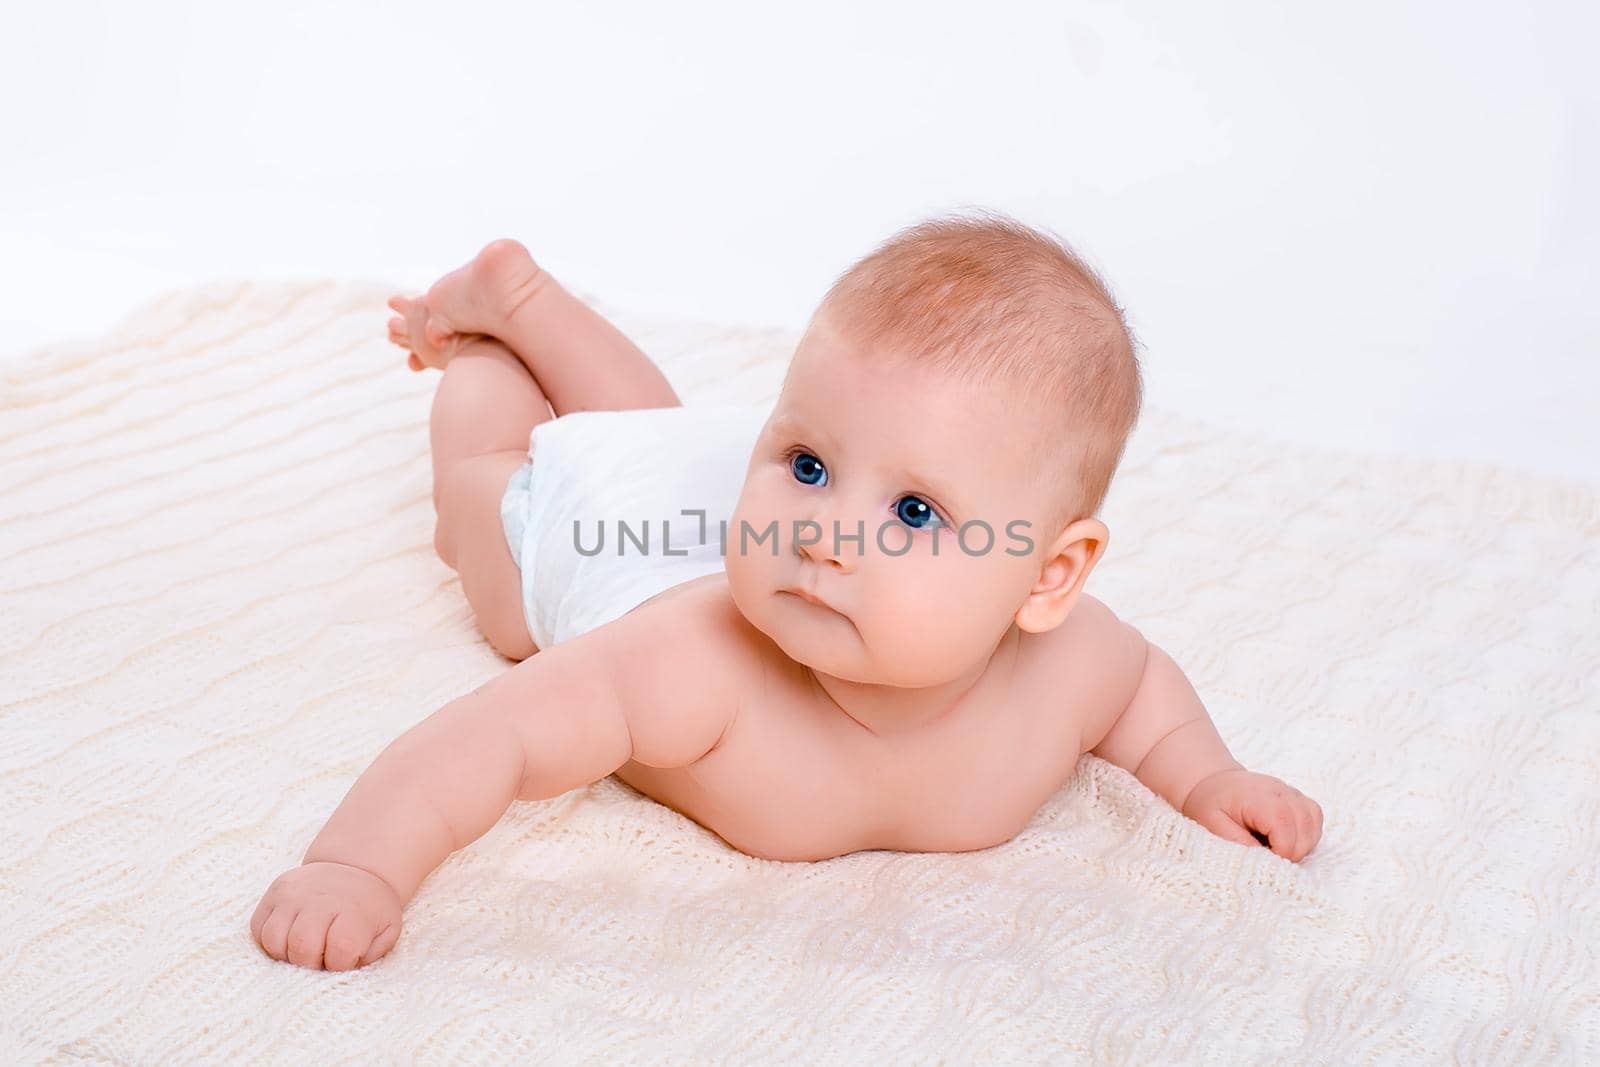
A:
1181,769,1324,863
250,861,404,970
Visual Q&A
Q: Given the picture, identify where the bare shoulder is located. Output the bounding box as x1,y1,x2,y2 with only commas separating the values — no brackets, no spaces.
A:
1016,592,1150,756
581,574,764,770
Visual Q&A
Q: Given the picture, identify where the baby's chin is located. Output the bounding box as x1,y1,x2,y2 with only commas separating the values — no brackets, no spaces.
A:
730,581,873,679
743,597,990,688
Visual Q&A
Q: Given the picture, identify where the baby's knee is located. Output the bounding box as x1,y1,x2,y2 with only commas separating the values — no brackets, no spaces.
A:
432,515,457,571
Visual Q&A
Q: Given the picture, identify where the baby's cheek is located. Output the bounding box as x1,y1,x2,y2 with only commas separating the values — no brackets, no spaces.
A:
725,532,777,615
729,483,788,556
724,509,772,611
879,549,985,657
943,553,1018,638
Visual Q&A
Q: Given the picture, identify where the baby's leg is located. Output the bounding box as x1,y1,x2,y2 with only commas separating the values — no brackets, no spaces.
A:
392,239,681,416
426,336,548,660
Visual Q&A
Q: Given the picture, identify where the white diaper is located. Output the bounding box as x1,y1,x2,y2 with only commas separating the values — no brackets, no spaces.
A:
498,402,771,649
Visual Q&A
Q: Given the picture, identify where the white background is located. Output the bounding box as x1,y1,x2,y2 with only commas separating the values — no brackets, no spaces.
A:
5,1,1596,484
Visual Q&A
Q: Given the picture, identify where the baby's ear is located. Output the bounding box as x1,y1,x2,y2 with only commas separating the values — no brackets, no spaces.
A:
1014,518,1108,633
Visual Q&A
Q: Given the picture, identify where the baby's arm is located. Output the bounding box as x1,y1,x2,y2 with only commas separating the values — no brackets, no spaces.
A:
250,600,740,970
1088,625,1324,862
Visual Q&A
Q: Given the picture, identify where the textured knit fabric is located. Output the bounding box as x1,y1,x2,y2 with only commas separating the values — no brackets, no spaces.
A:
1,280,1596,1064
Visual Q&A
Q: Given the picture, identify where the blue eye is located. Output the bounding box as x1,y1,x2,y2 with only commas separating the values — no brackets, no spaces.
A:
895,495,941,529
790,451,827,486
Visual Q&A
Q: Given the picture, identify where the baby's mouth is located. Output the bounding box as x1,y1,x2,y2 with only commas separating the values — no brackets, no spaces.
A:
782,586,837,613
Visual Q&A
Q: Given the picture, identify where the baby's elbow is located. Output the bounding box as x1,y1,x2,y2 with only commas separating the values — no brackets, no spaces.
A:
597,602,744,771
618,675,737,770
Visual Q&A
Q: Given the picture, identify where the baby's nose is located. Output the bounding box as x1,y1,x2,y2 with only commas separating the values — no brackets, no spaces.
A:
794,516,862,572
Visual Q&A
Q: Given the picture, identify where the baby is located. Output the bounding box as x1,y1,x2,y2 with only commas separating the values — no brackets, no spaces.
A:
251,212,1323,971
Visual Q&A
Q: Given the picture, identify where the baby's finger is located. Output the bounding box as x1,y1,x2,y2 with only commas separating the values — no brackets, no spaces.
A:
1272,806,1301,861
323,911,373,972
249,899,276,951
257,904,297,962
1293,801,1320,859
386,295,409,313
1194,806,1262,849
366,919,401,966
285,908,335,970
407,353,424,372
1244,797,1299,861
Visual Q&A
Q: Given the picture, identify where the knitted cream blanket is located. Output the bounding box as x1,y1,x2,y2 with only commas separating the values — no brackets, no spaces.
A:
2,281,1596,1064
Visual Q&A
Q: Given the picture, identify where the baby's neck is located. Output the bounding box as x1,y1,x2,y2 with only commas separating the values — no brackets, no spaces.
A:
806,626,1020,738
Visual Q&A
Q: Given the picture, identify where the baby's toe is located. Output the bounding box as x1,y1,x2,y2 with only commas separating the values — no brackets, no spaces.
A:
423,315,456,349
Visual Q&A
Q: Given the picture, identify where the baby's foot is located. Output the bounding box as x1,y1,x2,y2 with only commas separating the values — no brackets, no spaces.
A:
386,293,459,371
409,239,548,364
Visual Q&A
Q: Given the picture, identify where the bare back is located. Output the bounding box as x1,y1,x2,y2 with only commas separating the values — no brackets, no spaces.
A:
610,574,1145,862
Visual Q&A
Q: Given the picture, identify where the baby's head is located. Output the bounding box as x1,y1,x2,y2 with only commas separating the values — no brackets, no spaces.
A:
726,210,1142,686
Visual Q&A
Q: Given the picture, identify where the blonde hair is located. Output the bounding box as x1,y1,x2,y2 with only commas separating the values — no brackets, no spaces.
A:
814,209,1143,527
